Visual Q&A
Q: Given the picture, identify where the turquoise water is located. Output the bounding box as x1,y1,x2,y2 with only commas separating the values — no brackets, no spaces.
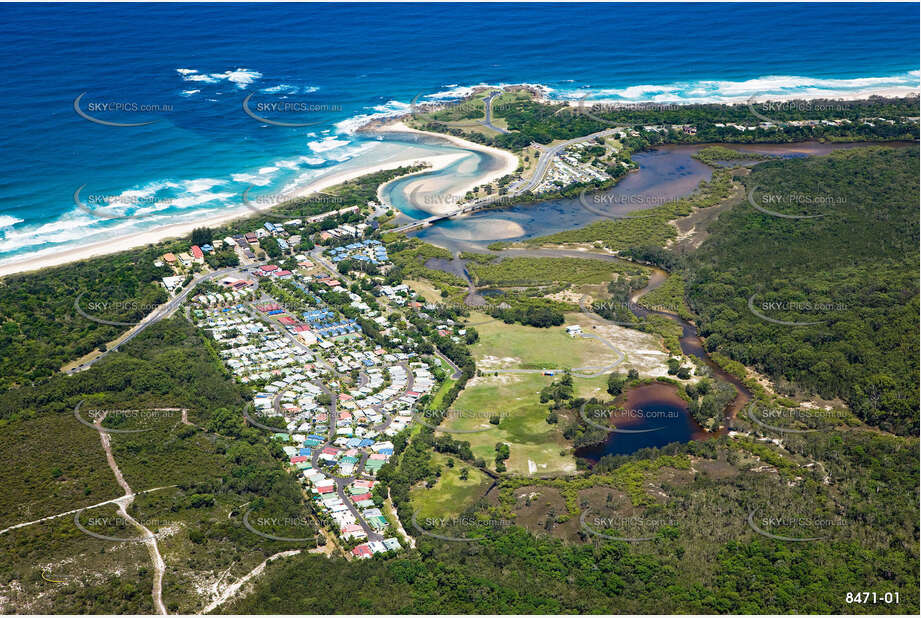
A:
0,2,917,267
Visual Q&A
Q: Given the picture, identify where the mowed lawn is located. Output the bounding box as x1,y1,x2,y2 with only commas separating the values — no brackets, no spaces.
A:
465,312,618,371
444,313,623,476
445,372,576,476
410,452,491,519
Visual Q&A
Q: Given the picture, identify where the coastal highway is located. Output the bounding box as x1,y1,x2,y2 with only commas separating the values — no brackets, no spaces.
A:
518,127,622,195
390,127,622,234
65,267,238,374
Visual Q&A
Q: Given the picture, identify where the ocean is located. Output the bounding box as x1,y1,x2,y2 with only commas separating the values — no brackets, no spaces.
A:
0,2,917,268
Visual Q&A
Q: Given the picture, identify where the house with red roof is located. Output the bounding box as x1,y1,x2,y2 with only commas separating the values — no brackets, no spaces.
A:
351,543,372,558
190,245,204,262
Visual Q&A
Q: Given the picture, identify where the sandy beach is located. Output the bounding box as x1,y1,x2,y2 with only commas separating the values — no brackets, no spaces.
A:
372,121,520,215
0,119,521,278
0,87,911,279
0,148,494,278
566,86,919,108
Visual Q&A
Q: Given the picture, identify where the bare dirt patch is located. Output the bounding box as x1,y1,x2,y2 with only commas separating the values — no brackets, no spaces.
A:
669,173,747,253
569,313,673,377
476,355,524,370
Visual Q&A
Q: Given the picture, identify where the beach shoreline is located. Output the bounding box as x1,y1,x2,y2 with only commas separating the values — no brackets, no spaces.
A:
1,86,914,279
562,85,919,107
371,121,520,216
0,150,484,279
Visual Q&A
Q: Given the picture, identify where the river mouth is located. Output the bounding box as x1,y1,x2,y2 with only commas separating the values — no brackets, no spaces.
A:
409,141,896,460
396,141,901,254
575,383,707,461
408,143,716,253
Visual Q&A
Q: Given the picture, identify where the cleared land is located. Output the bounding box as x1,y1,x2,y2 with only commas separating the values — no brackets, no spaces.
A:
410,452,491,519
447,372,575,476
468,311,620,371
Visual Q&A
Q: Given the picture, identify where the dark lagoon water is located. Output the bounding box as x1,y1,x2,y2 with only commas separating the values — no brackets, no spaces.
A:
408,144,715,253
575,383,708,461
402,141,896,254
413,141,912,460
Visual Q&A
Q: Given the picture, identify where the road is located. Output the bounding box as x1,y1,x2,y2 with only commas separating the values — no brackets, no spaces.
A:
480,90,509,134
516,127,621,195
433,348,463,380
306,362,414,543
390,127,622,234
243,297,337,375
94,411,168,615
0,486,174,537
305,380,383,542
199,550,302,615
67,267,238,374
309,246,341,278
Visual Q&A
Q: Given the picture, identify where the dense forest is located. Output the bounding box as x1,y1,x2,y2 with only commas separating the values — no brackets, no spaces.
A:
0,247,170,388
0,318,316,613
419,95,919,151
0,83,917,613
685,146,919,434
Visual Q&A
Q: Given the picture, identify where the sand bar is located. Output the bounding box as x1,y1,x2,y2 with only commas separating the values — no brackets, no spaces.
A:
0,151,476,278
372,121,519,216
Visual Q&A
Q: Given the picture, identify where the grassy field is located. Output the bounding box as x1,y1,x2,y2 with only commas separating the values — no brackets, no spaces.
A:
467,311,620,371
441,309,678,476
453,312,597,475
446,372,575,476
410,452,491,519
403,278,443,303
427,372,458,410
